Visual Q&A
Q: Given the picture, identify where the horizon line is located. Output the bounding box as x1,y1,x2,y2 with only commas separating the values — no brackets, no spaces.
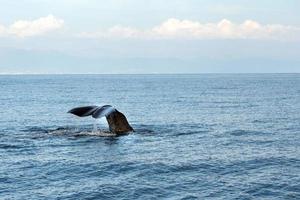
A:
0,72,299,75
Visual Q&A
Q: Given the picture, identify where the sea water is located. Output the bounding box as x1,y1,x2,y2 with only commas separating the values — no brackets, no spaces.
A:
0,74,299,199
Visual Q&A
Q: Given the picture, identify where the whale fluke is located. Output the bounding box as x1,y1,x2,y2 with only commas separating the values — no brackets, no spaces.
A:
68,105,133,134
67,106,99,117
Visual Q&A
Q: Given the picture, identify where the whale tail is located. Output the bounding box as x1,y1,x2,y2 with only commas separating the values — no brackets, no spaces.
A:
68,105,133,134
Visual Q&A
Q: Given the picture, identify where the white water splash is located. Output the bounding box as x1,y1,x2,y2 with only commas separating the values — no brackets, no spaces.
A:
82,131,117,137
93,120,97,132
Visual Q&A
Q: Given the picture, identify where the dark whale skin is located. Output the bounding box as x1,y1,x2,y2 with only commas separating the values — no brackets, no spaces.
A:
106,110,134,134
68,106,98,117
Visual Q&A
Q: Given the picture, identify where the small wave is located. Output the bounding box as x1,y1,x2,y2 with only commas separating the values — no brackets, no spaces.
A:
0,144,23,149
228,130,271,136
21,126,49,133
220,157,300,175
174,130,209,136
252,120,267,124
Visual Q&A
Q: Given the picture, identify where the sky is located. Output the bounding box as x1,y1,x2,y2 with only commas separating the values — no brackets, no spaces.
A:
0,0,300,74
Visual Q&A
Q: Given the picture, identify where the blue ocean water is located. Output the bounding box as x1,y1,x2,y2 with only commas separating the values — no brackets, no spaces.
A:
0,74,300,199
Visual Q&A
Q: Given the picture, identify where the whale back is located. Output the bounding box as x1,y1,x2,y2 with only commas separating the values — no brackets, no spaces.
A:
106,110,134,134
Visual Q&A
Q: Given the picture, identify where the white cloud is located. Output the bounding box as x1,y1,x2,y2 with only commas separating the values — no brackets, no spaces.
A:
1,17,298,40
0,15,64,37
79,18,300,40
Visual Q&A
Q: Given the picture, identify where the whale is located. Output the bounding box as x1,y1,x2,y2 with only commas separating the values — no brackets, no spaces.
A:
68,105,134,134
